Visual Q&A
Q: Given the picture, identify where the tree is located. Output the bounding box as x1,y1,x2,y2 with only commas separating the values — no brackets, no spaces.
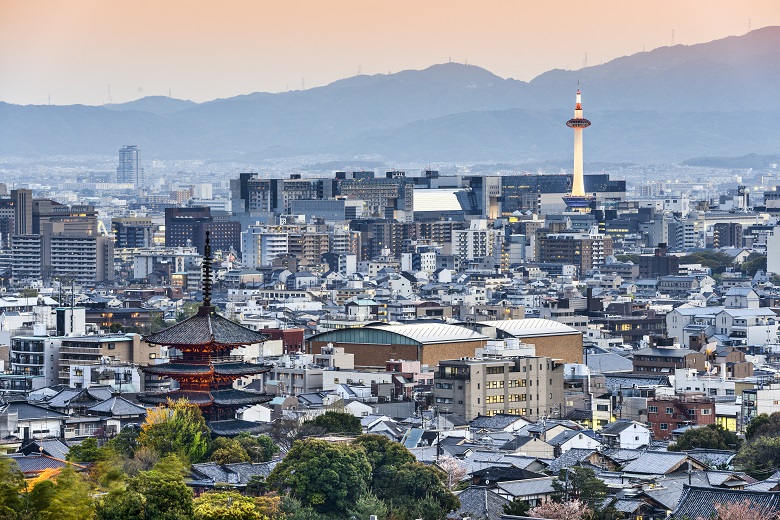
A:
40,465,95,520
668,424,741,452
95,488,146,520
67,437,102,463
529,499,592,520
745,412,780,440
237,433,278,463
303,410,361,436
176,302,201,322
552,466,608,506
740,253,767,277
278,496,326,520
266,438,371,516
503,498,531,516
253,493,282,519
138,399,210,464
695,499,780,520
353,434,415,471
679,251,735,273
208,437,250,465
436,456,468,489
734,435,780,479
376,461,459,519
348,492,388,520
127,461,194,520
193,491,260,520
0,456,25,517
270,416,303,451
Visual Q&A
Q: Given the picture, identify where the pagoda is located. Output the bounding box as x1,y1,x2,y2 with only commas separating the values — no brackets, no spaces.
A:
139,231,272,435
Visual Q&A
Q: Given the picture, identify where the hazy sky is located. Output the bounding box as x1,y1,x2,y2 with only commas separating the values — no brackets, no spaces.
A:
1,0,778,106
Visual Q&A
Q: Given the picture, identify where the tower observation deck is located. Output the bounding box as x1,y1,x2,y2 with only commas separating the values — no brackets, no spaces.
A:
563,87,593,211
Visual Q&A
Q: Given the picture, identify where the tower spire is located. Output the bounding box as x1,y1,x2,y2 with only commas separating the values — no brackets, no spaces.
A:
564,84,593,211
199,230,213,314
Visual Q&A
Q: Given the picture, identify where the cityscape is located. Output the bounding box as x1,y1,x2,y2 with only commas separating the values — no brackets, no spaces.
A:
2,3,780,520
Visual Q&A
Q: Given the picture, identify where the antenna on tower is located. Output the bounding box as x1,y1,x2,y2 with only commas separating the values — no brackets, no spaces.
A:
358,65,362,75
748,19,751,33
583,52,588,68
106,83,113,105
301,77,305,90
168,88,172,98
672,29,675,46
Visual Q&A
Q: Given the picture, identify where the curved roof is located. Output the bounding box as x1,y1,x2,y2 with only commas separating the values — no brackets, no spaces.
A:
479,318,580,337
143,307,269,347
310,322,488,346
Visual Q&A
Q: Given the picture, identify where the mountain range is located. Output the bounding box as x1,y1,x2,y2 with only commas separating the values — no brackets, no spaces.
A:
2,27,779,164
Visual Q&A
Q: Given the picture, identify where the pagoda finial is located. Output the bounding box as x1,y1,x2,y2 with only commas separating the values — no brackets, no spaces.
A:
200,230,213,313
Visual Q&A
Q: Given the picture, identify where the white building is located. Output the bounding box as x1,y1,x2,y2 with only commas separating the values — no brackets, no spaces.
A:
241,227,289,267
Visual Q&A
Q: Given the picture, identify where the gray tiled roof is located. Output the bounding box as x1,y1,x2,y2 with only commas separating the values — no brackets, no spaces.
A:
545,449,597,474
189,461,277,487
452,486,510,520
496,477,557,498
87,396,147,416
671,485,780,519
470,414,527,431
621,452,690,475
143,309,269,347
2,402,67,420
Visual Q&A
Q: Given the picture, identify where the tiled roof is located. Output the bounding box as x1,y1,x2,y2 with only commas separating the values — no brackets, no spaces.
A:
545,449,597,474
18,439,70,460
208,419,269,437
671,485,780,519
621,452,690,475
6,454,81,475
470,414,528,431
87,396,147,416
142,364,213,376
600,419,646,436
212,389,273,406
496,477,557,498
2,402,68,420
143,308,269,347
452,486,510,520
189,461,277,487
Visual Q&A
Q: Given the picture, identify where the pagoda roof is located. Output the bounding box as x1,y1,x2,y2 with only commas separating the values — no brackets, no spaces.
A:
137,389,273,408
142,364,213,376
213,362,272,376
208,419,269,437
143,306,269,347
212,389,273,406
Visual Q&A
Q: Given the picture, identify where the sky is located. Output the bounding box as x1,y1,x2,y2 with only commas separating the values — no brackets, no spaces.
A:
1,0,779,106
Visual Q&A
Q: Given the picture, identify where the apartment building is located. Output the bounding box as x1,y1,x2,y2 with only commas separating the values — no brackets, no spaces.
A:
433,356,564,421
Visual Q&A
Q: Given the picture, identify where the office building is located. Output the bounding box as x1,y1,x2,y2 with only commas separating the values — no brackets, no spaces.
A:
117,145,144,187
433,356,564,421
112,217,155,248
164,207,241,255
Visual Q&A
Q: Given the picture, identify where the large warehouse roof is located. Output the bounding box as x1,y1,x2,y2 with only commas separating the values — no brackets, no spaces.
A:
309,322,488,346
479,318,580,338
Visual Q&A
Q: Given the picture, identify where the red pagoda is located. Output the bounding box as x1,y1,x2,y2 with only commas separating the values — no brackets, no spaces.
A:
140,232,272,436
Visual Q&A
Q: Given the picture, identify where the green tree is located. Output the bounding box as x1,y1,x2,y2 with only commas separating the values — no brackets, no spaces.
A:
353,433,416,470
278,496,326,520
740,253,767,277
193,491,260,520
0,456,25,517
552,466,608,507
208,437,250,465
348,492,388,520
27,480,56,517
176,301,201,322
302,411,361,436
734,435,780,479
745,412,780,440
679,251,735,273
668,424,741,452
237,433,278,463
128,464,193,520
615,254,641,264
138,399,210,464
106,425,141,458
95,488,146,520
39,465,94,520
377,462,459,519
67,437,102,463
267,438,371,516
503,498,531,516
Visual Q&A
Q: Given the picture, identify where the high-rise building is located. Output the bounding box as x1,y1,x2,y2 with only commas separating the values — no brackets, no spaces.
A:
713,223,743,248
11,189,32,235
164,207,241,255
117,145,144,187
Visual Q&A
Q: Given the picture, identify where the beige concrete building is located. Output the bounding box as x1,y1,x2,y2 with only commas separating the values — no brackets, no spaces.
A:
433,356,565,421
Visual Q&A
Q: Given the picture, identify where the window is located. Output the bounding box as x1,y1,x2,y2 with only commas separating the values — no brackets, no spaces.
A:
435,382,452,389
485,381,504,389
596,404,609,412
666,407,674,415
486,395,504,404
660,423,668,430
486,366,504,375
509,394,526,402
648,406,658,413
701,409,711,415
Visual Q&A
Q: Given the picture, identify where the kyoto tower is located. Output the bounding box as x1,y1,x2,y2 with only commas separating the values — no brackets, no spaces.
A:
563,85,592,211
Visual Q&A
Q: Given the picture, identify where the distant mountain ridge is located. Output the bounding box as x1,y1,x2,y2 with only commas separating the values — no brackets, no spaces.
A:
1,27,779,163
